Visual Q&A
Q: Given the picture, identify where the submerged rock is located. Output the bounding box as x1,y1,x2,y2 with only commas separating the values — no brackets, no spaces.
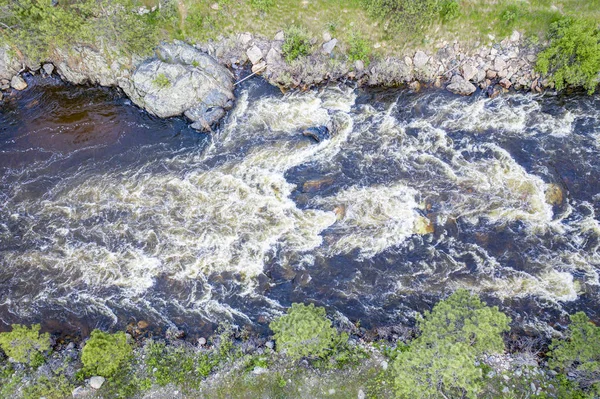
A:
302,126,330,142
120,42,234,132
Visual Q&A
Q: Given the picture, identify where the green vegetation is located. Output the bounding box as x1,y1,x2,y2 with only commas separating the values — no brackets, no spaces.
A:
22,373,74,399
347,33,371,66
0,324,50,365
392,289,511,399
281,25,312,62
81,330,133,377
270,302,348,361
536,17,600,94
363,0,450,35
250,0,274,12
548,312,600,394
152,73,171,88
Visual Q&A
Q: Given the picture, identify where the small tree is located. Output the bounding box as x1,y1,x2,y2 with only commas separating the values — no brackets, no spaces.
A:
393,290,511,399
536,17,600,94
81,330,132,377
549,312,600,394
270,303,347,361
0,324,50,365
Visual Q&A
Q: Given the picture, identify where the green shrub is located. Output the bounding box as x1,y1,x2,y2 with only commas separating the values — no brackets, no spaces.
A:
0,324,50,365
440,0,460,21
145,341,210,388
536,17,600,94
363,0,445,35
81,330,132,378
282,25,312,62
393,290,511,399
152,73,171,88
250,0,274,12
270,303,348,361
500,4,521,26
549,312,600,394
347,33,371,66
22,374,74,399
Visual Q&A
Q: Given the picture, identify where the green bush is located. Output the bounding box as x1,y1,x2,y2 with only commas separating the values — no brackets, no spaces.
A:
81,330,132,378
393,290,511,399
536,17,600,94
347,33,371,66
440,0,460,21
250,0,274,12
549,312,600,394
282,25,312,62
363,0,446,34
500,4,521,26
22,374,74,399
145,341,213,388
270,303,348,361
0,324,50,365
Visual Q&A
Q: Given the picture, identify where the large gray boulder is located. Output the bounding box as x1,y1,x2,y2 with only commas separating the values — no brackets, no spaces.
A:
0,45,21,81
52,46,131,87
446,75,477,96
120,42,234,131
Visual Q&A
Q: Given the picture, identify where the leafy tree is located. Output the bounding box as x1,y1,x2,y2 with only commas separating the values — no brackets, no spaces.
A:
549,312,600,394
270,303,348,361
536,17,600,94
0,324,50,365
393,290,511,399
81,330,132,377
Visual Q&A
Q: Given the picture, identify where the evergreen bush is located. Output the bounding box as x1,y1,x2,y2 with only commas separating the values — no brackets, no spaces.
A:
282,25,312,62
81,330,132,377
0,324,50,365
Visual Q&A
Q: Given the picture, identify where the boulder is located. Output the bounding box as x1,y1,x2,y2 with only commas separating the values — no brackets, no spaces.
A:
246,45,263,64
413,51,429,69
239,32,253,46
499,77,512,89
251,61,266,74
461,63,477,81
0,45,21,81
42,63,55,76
120,42,234,132
302,126,330,143
494,58,507,72
52,46,130,87
89,376,105,390
266,48,283,65
322,38,337,55
446,75,476,96
11,75,27,91
274,31,285,41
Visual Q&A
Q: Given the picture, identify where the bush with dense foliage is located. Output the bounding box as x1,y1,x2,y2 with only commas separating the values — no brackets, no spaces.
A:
392,290,511,399
81,330,132,377
281,25,312,62
363,0,456,34
347,33,371,66
0,324,50,365
270,303,348,361
549,312,600,394
536,17,600,94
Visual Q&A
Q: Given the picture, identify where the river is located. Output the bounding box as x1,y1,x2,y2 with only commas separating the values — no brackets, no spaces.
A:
0,74,598,339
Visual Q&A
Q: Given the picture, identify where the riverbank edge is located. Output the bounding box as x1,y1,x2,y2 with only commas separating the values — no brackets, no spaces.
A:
1,29,552,118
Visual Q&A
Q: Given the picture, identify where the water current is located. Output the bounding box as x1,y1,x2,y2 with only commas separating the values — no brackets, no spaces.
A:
1,75,599,338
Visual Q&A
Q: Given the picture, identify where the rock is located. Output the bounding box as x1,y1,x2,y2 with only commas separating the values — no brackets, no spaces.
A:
494,58,507,72
72,386,92,398
322,38,337,55
11,75,27,90
303,177,334,192
461,63,477,81
381,360,388,370
358,389,366,399
414,216,434,234
246,45,263,64
137,320,149,329
409,81,421,92
446,75,476,96
53,46,129,87
89,376,105,389
252,61,267,74
210,2,219,10
510,30,521,42
487,84,503,99
404,56,412,67
274,30,285,41
302,126,330,143
165,326,185,340
413,51,429,69
120,42,234,132
1,79,9,90
545,183,563,205
486,69,497,79
42,63,54,76
0,92,3,102
252,366,268,375
198,337,207,346
238,33,252,46
497,69,508,78
0,45,21,81
354,60,364,72
323,31,332,42
499,77,512,89
526,54,537,63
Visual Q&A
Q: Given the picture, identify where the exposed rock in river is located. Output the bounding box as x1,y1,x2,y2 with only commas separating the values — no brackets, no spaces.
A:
446,75,476,96
119,42,234,131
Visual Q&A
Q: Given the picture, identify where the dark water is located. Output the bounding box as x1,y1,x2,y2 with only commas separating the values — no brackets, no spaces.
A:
0,74,599,339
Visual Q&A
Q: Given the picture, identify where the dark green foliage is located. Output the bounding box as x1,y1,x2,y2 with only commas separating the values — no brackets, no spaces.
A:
363,0,453,34
440,0,460,21
282,25,312,62
270,303,348,361
0,324,50,365
548,312,600,394
392,290,511,399
501,4,522,26
250,0,275,12
81,330,133,378
145,341,214,389
536,17,600,93
347,33,371,66
22,374,74,399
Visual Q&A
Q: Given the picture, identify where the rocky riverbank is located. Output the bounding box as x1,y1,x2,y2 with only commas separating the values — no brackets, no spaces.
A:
1,29,550,131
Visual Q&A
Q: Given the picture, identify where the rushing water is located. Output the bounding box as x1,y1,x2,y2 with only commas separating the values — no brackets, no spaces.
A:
1,75,599,338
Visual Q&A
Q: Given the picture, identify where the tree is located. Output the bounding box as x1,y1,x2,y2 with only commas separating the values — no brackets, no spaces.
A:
549,312,600,394
0,324,50,365
393,290,511,399
81,330,132,377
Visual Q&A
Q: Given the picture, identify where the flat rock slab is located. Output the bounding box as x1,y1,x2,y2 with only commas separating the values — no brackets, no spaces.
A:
120,42,234,131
